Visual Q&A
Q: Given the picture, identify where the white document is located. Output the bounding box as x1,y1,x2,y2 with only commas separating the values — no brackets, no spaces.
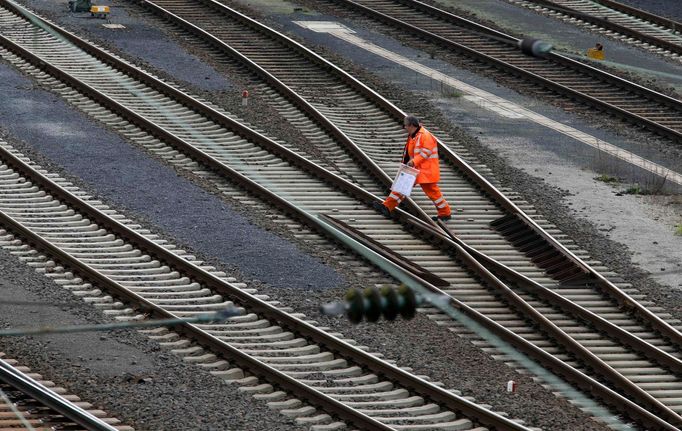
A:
391,164,419,197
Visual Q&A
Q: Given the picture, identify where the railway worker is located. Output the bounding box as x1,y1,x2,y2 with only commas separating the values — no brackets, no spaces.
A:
373,115,452,222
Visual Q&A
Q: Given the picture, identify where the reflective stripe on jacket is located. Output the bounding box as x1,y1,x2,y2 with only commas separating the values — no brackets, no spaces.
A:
402,126,440,184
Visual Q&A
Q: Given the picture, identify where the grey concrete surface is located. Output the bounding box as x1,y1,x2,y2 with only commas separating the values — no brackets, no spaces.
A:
233,0,682,290
615,0,682,22
473,132,682,289
21,0,233,92
0,0,663,428
0,60,344,291
0,247,304,431
273,6,682,182
434,0,682,92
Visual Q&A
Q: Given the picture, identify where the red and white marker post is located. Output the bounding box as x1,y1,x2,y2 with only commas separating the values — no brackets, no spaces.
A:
506,380,517,393
242,89,249,107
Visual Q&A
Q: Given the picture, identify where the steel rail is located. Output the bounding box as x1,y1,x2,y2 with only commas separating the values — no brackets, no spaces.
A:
514,0,682,55
136,0,445,228
0,21,651,426
6,27,671,418
320,213,680,430
385,0,682,109
321,213,682,427
436,222,682,374
317,0,682,347
516,0,682,54
325,212,682,377
0,115,670,429
0,213,394,431
0,17,532,430
130,0,682,348
17,0,672,386
115,0,682,327
0,359,120,431
0,10,377,208
2,1,676,426
4,0,440,229
333,0,682,135
136,0,417,218
591,0,682,32
0,141,532,431
413,0,682,112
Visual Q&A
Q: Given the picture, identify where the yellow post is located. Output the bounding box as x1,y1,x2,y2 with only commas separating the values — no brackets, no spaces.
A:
89,5,110,18
587,47,605,60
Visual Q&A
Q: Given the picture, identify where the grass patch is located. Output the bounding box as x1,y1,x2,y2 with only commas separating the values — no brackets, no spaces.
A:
594,174,619,184
676,224,682,236
622,185,652,195
441,87,464,98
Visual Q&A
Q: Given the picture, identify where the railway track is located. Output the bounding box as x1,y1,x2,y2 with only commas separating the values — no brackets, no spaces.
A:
0,4,539,429
105,0,682,425
312,0,682,142
0,137,530,429
502,0,682,60
0,353,130,430
1,0,682,428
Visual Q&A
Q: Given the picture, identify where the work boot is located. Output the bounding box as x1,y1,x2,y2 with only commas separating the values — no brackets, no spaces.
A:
432,214,452,222
372,201,392,219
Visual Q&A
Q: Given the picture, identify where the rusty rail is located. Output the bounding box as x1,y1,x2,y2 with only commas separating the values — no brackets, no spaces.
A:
2,1,681,427
0,5,533,429
519,0,682,55
0,359,120,431
320,0,682,348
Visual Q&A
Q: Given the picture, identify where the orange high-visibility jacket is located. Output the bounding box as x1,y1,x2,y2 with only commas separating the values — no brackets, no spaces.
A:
402,126,440,184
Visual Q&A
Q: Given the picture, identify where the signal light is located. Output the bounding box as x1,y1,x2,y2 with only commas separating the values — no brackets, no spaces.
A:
518,38,553,57
321,285,418,324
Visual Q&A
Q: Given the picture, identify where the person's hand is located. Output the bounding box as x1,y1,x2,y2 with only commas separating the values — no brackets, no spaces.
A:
407,159,414,167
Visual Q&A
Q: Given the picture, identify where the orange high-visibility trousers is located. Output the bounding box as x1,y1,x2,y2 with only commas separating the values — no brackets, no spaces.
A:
382,183,451,217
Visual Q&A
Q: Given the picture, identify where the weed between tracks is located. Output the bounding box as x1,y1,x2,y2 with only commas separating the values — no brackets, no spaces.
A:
594,174,619,184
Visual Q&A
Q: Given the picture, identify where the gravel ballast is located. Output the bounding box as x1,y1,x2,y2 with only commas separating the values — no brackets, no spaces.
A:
614,0,682,22
0,246,304,431
0,0,676,429
0,59,344,292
